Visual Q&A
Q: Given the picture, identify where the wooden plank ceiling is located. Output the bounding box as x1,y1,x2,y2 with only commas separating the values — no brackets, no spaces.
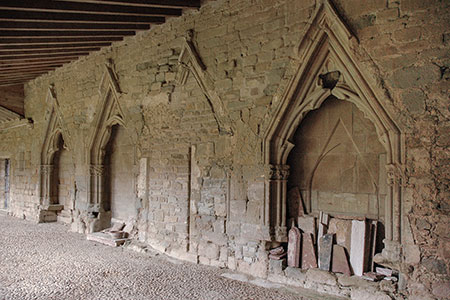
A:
0,0,201,87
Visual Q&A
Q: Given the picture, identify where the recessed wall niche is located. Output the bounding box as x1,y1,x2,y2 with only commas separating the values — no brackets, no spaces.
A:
287,97,387,222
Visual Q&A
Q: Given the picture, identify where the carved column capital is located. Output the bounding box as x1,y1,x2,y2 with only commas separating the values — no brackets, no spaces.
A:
40,164,53,175
90,164,104,176
386,163,406,186
265,164,290,180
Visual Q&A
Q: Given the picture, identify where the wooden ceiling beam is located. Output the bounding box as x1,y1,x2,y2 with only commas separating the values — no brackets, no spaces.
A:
0,10,165,23
0,30,136,37
0,74,52,81
0,1,182,17
0,47,101,56
0,37,123,45
0,21,150,31
0,58,76,67
0,52,90,60
0,68,58,81
0,81,32,87
0,63,63,72
64,0,201,9
0,42,112,50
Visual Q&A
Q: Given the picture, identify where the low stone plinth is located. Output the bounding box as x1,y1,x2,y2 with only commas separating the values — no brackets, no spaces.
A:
268,260,399,299
87,232,129,247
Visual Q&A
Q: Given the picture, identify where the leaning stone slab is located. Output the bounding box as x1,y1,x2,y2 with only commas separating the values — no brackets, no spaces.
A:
287,227,302,267
301,233,317,269
318,233,334,271
331,244,351,276
350,220,368,276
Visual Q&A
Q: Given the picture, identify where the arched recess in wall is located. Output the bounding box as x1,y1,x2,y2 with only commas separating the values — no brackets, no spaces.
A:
262,0,405,260
87,63,135,231
39,85,73,221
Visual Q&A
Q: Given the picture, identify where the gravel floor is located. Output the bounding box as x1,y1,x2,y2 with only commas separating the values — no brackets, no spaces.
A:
0,214,339,300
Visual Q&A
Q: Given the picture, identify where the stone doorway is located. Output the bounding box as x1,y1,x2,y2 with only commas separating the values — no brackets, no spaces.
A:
0,158,10,210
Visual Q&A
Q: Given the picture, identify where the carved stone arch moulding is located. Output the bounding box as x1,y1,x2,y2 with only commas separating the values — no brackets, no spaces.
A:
176,30,233,136
39,85,73,209
262,0,405,261
87,62,129,216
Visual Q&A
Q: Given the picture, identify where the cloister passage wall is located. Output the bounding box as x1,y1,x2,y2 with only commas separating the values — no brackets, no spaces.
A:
0,0,448,299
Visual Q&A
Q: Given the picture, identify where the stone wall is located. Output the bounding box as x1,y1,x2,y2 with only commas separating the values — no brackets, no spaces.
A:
0,0,448,298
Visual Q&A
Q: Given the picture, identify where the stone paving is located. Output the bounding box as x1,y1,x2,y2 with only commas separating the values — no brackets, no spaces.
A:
0,214,342,300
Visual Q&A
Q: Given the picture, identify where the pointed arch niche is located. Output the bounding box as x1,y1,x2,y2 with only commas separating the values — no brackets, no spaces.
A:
39,85,73,222
87,63,134,232
263,1,405,261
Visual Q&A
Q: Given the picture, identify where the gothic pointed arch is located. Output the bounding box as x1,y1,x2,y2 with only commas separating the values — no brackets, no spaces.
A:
262,0,404,261
87,62,132,224
177,30,233,135
39,85,72,209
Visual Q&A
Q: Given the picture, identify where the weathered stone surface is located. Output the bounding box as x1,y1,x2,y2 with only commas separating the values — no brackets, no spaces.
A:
318,233,334,271
287,187,305,217
287,227,302,268
331,244,351,276
328,217,352,253
297,216,316,237
431,281,450,298
350,288,392,300
350,220,367,276
306,268,337,286
269,258,285,275
301,233,317,269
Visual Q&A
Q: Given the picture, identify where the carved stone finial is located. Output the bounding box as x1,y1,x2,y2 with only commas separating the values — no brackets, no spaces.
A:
106,58,114,68
319,71,341,89
186,29,194,42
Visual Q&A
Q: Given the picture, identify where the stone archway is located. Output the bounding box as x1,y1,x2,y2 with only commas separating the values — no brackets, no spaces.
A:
86,63,135,232
39,86,73,223
262,0,405,262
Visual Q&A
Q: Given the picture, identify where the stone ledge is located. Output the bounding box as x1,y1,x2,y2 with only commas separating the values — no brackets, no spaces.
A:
268,260,400,299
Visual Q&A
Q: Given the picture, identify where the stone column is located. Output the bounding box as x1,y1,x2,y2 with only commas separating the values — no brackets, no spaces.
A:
40,164,53,206
266,164,290,242
384,163,405,262
89,164,104,212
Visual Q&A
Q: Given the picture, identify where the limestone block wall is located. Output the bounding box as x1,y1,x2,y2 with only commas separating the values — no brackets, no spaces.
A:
0,0,448,298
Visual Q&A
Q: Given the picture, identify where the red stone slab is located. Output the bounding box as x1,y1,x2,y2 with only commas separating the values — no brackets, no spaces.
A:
331,244,351,276
287,227,301,268
301,233,317,269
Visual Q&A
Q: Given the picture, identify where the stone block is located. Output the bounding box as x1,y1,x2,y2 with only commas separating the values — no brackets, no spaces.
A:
306,268,337,286
432,281,450,298
269,259,286,275
285,267,307,284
